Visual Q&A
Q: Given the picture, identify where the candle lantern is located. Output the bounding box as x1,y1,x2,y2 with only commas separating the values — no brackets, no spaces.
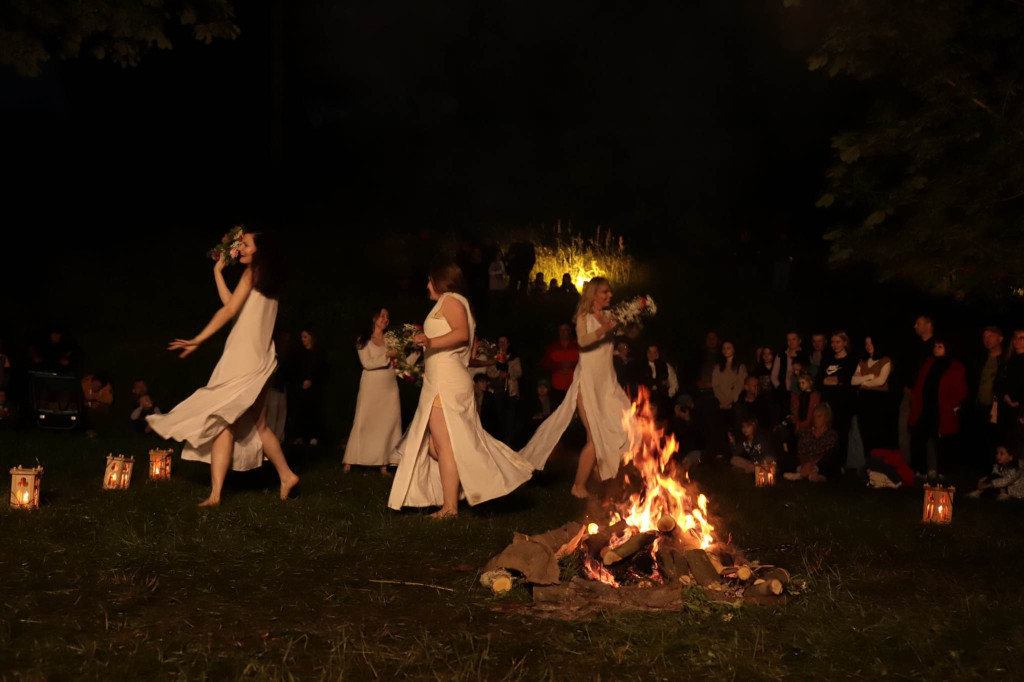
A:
10,465,43,509
149,449,172,481
754,461,776,487
922,484,955,524
103,454,134,490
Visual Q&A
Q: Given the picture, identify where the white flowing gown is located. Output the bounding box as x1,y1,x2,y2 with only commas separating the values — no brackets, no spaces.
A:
388,293,534,509
343,340,402,466
147,289,278,471
518,314,632,480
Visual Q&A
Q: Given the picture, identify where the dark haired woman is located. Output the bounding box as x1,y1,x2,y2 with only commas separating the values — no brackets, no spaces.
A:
148,231,299,506
851,335,895,458
292,328,327,447
343,307,401,475
388,263,533,518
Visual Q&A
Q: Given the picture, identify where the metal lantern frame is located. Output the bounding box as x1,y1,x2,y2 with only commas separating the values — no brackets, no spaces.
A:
10,465,43,509
754,461,776,487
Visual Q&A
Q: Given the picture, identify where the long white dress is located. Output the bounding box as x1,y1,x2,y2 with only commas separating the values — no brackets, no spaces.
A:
343,340,402,466
147,289,278,471
518,313,632,480
388,293,534,509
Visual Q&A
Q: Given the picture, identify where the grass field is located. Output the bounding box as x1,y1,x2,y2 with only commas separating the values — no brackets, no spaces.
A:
3,425,1024,681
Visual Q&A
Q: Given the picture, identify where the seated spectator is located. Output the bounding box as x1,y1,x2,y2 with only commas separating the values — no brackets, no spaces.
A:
790,371,820,435
530,379,555,422
613,339,634,389
132,380,149,399
729,415,776,474
542,323,579,403
130,394,162,434
474,373,497,434
639,343,679,399
968,445,1024,499
736,374,782,432
31,328,79,371
671,394,704,471
82,373,113,410
784,402,839,482
0,388,16,427
487,335,522,443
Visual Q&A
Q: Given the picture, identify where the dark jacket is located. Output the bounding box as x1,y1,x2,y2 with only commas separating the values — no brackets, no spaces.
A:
909,357,968,435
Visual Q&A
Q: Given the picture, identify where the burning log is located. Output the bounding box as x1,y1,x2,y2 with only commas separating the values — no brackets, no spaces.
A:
757,567,790,585
603,531,657,566
584,520,627,557
656,515,677,533
654,544,690,582
683,549,721,587
721,566,753,581
744,578,784,597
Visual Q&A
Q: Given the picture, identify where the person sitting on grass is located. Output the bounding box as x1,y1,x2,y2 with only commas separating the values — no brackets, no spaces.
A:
784,402,838,482
729,415,776,474
671,394,704,471
968,445,1024,500
131,394,163,434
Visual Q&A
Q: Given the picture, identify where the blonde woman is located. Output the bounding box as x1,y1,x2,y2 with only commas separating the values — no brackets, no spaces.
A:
388,263,533,518
519,277,632,497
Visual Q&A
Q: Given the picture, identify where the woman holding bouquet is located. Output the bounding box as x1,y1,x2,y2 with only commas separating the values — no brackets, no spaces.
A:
519,277,633,497
388,263,534,518
148,231,299,506
343,306,402,475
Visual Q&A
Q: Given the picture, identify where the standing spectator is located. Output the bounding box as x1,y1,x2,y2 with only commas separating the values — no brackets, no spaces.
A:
900,314,937,461
781,331,804,395
784,403,839,482
292,328,326,447
808,333,828,375
266,329,290,443
972,326,1004,464
488,249,508,318
613,339,634,389
547,278,560,296
506,242,536,295
559,273,580,312
909,339,967,479
542,323,580,406
750,346,781,393
695,331,720,393
851,335,896,458
820,332,858,471
996,329,1024,451
790,371,821,436
530,272,547,299
711,340,747,458
639,343,678,399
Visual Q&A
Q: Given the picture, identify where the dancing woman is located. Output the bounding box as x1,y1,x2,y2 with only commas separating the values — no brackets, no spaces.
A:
147,231,299,506
519,277,632,497
343,306,402,475
388,263,534,518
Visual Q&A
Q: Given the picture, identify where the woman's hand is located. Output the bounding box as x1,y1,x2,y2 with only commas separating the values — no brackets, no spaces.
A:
168,338,200,359
302,380,312,390
386,349,398,359
213,253,226,273
601,317,619,334
413,333,430,348
823,376,838,386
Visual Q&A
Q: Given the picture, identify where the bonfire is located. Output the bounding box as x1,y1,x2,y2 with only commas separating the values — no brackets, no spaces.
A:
483,388,795,617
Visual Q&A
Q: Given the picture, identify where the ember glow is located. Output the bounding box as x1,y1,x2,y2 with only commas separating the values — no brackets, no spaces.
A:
581,388,719,585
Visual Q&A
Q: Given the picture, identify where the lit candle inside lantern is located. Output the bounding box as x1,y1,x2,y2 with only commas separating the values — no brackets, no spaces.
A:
21,490,29,504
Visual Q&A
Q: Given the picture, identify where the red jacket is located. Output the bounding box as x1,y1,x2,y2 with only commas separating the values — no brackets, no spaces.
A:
543,340,580,392
909,358,967,435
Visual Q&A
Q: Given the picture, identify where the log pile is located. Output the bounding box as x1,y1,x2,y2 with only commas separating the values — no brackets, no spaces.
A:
482,517,792,616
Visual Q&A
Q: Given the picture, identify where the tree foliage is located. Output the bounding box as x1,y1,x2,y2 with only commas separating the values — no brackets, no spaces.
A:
0,0,239,77
794,0,1024,298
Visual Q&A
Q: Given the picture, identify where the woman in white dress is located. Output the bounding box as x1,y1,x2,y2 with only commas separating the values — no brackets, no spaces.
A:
343,306,402,475
147,232,299,506
388,263,534,519
519,277,632,498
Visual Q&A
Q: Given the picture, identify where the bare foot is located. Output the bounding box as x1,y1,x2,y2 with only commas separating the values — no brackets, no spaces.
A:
198,497,220,507
379,466,393,477
570,484,590,499
343,464,352,474
428,506,458,519
280,474,300,500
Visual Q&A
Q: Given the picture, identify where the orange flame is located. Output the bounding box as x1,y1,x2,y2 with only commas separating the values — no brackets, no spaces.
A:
581,388,719,585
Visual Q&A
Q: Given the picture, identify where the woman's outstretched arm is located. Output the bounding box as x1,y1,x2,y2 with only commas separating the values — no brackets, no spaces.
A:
170,270,254,358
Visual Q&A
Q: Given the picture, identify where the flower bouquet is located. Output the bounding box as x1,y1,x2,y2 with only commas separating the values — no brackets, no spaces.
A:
207,225,245,265
610,295,657,326
386,324,425,387
474,338,498,362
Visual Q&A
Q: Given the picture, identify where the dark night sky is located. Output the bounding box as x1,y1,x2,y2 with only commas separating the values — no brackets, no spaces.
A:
2,0,855,253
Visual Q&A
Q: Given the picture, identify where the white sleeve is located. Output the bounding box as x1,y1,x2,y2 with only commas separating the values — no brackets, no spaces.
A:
858,361,892,388
357,343,390,370
667,363,679,398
